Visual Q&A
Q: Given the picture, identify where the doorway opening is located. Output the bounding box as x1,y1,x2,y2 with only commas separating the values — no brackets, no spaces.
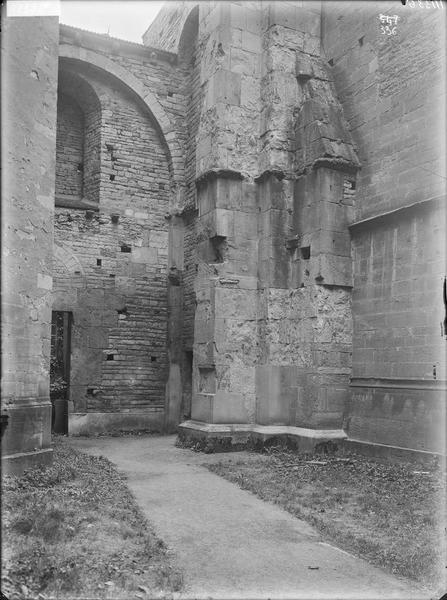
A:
50,311,72,434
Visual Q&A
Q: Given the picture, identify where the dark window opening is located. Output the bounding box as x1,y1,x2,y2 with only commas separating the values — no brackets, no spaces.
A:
121,245,131,253
210,235,227,263
87,388,94,395
300,246,311,260
348,180,356,190
111,214,119,224
96,259,102,266
110,174,115,181
50,311,72,434
106,354,114,361
117,307,128,315
151,356,157,362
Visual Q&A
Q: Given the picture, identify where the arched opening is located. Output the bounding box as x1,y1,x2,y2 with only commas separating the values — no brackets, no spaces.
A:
55,68,102,208
56,93,84,199
52,57,174,435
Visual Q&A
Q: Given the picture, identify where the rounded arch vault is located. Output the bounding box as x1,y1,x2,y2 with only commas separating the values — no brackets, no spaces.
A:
58,44,184,191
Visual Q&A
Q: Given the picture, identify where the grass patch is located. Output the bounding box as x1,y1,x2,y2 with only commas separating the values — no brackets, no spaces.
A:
206,449,446,589
2,437,183,600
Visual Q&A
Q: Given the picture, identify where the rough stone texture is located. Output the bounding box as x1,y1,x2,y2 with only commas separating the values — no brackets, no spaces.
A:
53,61,170,429
4,2,445,454
1,16,59,472
322,1,446,453
55,94,84,198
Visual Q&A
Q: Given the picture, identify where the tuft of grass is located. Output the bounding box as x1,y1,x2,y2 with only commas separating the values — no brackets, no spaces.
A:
2,437,183,600
206,449,446,591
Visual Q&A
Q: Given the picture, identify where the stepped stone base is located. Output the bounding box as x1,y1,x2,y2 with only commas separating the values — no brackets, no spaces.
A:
69,411,164,436
178,420,347,452
2,448,53,476
342,438,446,465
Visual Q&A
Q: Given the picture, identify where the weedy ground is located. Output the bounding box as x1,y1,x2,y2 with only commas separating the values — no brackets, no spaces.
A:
206,447,446,589
2,437,183,600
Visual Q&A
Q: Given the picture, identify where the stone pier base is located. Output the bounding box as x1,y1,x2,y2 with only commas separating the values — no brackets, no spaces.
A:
178,420,347,452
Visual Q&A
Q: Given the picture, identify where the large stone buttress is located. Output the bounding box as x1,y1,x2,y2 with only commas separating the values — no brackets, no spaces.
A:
174,1,360,446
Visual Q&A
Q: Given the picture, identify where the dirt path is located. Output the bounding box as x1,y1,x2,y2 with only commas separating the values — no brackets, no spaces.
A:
67,435,426,600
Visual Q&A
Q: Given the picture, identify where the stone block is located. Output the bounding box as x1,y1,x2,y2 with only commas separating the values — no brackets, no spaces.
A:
317,254,353,287
245,8,262,34
240,75,259,110
230,47,260,77
233,211,258,240
131,247,158,264
214,208,235,237
318,201,350,233
215,177,242,210
191,393,213,422
241,30,261,53
208,69,241,106
214,287,257,320
316,230,352,257
198,180,216,215
268,3,298,30
256,365,297,425
213,391,251,423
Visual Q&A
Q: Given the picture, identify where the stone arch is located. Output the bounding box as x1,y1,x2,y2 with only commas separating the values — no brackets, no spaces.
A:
56,69,102,204
178,5,200,66
58,44,184,192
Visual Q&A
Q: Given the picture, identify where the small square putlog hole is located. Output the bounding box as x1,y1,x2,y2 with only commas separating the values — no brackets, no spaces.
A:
96,259,102,266
106,354,114,361
300,246,311,260
151,356,157,362
120,244,131,253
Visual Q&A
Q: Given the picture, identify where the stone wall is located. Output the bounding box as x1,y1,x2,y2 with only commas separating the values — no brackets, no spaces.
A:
1,15,59,472
255,3,358,431
55,94,84,198
322,1,446,453
142,2,195,52
53,61,171,434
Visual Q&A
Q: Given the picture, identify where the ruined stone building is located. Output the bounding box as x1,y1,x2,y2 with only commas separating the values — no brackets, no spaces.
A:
2,1,446,473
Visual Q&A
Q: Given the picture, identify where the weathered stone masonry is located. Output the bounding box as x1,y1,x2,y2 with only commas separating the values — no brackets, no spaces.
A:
53,29,183,435
322,0,446,454
2,2,445,472
2,16,59,472
145,1,446,454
